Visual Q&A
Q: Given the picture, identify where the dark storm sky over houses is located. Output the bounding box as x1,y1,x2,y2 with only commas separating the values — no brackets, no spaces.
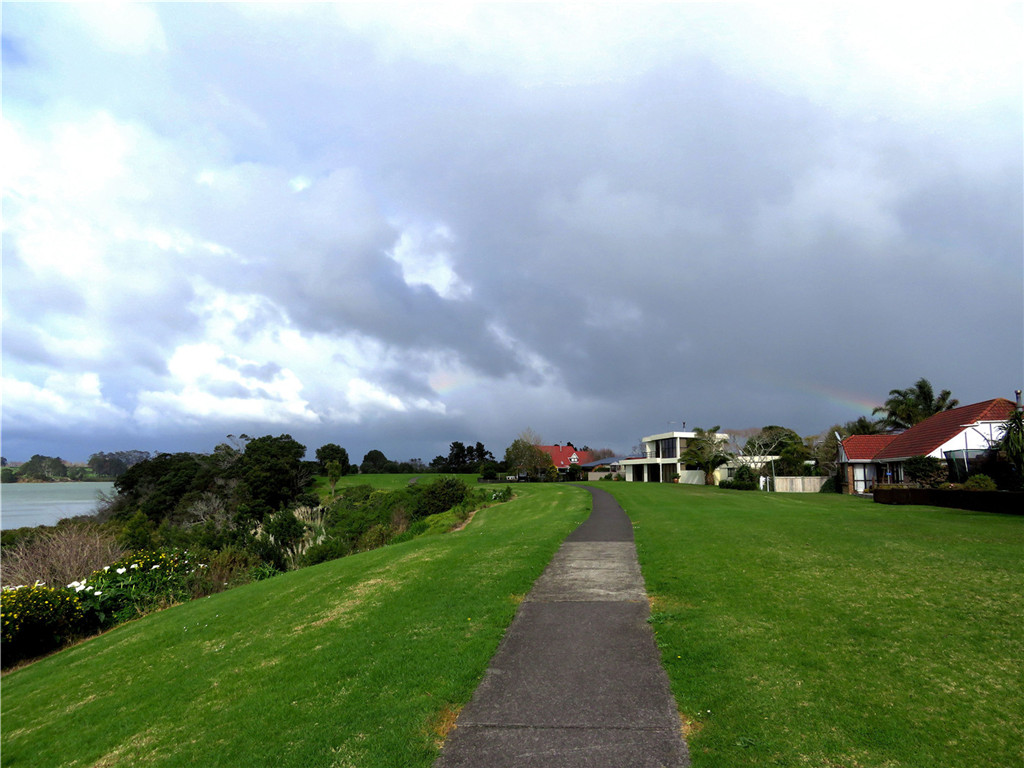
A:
2,4,1021,462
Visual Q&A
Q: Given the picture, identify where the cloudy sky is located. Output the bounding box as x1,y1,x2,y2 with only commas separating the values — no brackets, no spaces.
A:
3,3,1022,464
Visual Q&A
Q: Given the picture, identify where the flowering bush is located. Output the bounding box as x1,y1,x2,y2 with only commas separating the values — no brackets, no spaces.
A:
1,583,86,667
75,549,206,627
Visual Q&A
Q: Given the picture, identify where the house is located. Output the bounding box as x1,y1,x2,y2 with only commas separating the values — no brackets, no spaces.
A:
537,444,594,475
581,457,628,481
837,398,1016,493
619,430,730,484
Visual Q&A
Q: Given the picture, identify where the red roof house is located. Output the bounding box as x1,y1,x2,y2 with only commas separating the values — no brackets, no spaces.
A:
538,444,594,472
838,398,1015,493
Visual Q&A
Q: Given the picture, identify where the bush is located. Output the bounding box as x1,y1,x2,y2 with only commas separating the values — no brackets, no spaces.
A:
903,456,949,488
1,523,125,590
302,539,352,567
199,546,263,593
491,486,513,502
74,549,206,628
417,476,469,519
963,474,998,491
1,584,86,667
356,523,391,552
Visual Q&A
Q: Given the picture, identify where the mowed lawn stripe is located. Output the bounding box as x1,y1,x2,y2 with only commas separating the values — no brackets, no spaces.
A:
1,485,589,768
597,482,1023,768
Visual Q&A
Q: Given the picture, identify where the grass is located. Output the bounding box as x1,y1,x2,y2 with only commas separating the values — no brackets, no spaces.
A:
595,482,1024,768
1,484,588,768
312,473,482,499
5,482,1021,767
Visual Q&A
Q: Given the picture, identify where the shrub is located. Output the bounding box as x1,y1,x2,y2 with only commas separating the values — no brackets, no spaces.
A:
302,539,352,567
1,523,125,590
963,474,998,491
356,523,391,552
417,476,469,519
75,550,206,627
903,456,949,488
198,546,263,593
491,486,513,502
1,584,86,667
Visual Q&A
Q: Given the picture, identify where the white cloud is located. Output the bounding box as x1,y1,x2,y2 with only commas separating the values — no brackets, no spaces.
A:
2,373,128,430
387,224,471,299
133,343,320,427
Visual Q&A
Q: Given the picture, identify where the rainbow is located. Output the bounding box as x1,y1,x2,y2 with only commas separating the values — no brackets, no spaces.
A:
764,375,882,416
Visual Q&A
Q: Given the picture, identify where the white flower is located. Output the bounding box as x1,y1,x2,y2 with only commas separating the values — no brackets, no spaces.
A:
103,566,110,572
130,563,140,569
151,565,160,570
68,581,80,588
116,567,127,574
94,591,102,596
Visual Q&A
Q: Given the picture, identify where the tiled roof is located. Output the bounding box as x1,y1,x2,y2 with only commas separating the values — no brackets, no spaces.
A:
841,434,897,461
538,445,595,469
874,398,1015,460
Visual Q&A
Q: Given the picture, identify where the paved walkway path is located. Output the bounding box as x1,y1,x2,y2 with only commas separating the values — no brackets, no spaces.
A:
434,486,690,767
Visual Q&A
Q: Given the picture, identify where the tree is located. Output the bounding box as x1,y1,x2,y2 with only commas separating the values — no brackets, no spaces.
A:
19,455,68,481
235,435,311,525
88,450,152,478
681,427,732,485
844,416,883,435
872,378,959,431
432,441,496,473
315,444,350,475
326,460,344,496
743,426,802,458
504,429,553,479
360,450,389,474
999,406,1024,489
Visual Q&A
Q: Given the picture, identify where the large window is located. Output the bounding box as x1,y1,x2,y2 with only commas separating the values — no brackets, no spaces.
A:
656,438,677,459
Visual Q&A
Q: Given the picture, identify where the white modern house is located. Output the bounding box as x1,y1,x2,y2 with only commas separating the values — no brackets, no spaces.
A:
619,430,730,484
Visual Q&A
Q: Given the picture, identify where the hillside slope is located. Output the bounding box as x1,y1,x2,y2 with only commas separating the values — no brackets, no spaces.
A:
1,485,588,768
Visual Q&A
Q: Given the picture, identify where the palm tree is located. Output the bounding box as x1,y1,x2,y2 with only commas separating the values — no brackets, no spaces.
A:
872,378,959,430
844,415,884,435
681,426,733,485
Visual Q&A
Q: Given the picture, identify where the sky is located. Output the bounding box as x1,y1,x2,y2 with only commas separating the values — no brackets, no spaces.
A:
2,3,1022,464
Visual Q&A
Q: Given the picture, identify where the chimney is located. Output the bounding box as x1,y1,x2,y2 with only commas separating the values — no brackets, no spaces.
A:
1016,390,1022,412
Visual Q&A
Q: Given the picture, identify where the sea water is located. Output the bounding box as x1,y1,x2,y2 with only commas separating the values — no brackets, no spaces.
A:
0,482,116,530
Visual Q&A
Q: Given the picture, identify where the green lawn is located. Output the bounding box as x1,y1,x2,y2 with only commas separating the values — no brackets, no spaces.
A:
0,484,587,768
4,483,1021,768
597,482,1024,768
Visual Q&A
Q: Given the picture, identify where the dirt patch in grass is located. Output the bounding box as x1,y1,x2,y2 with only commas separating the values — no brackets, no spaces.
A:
679,711,704,739
450,509,478,532
428,703,463,749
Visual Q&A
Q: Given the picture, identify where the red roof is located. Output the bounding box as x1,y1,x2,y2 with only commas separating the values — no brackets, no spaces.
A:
841,398,1015,462
875,398,1015,460
841,434,897,460
538,445,594,469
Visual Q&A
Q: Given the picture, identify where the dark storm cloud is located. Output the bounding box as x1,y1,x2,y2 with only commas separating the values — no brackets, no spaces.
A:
2,4,1020,462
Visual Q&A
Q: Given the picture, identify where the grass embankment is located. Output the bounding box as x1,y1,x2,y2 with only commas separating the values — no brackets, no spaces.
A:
312,473,481,498
597,483,1023,768
1,484,588,768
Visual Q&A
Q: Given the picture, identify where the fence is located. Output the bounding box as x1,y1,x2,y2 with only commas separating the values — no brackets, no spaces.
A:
772,476,829,493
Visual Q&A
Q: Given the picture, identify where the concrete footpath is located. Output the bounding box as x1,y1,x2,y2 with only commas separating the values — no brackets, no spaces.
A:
434,485,690,767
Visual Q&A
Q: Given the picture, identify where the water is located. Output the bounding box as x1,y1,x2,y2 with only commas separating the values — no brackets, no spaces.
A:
0,482,116,530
